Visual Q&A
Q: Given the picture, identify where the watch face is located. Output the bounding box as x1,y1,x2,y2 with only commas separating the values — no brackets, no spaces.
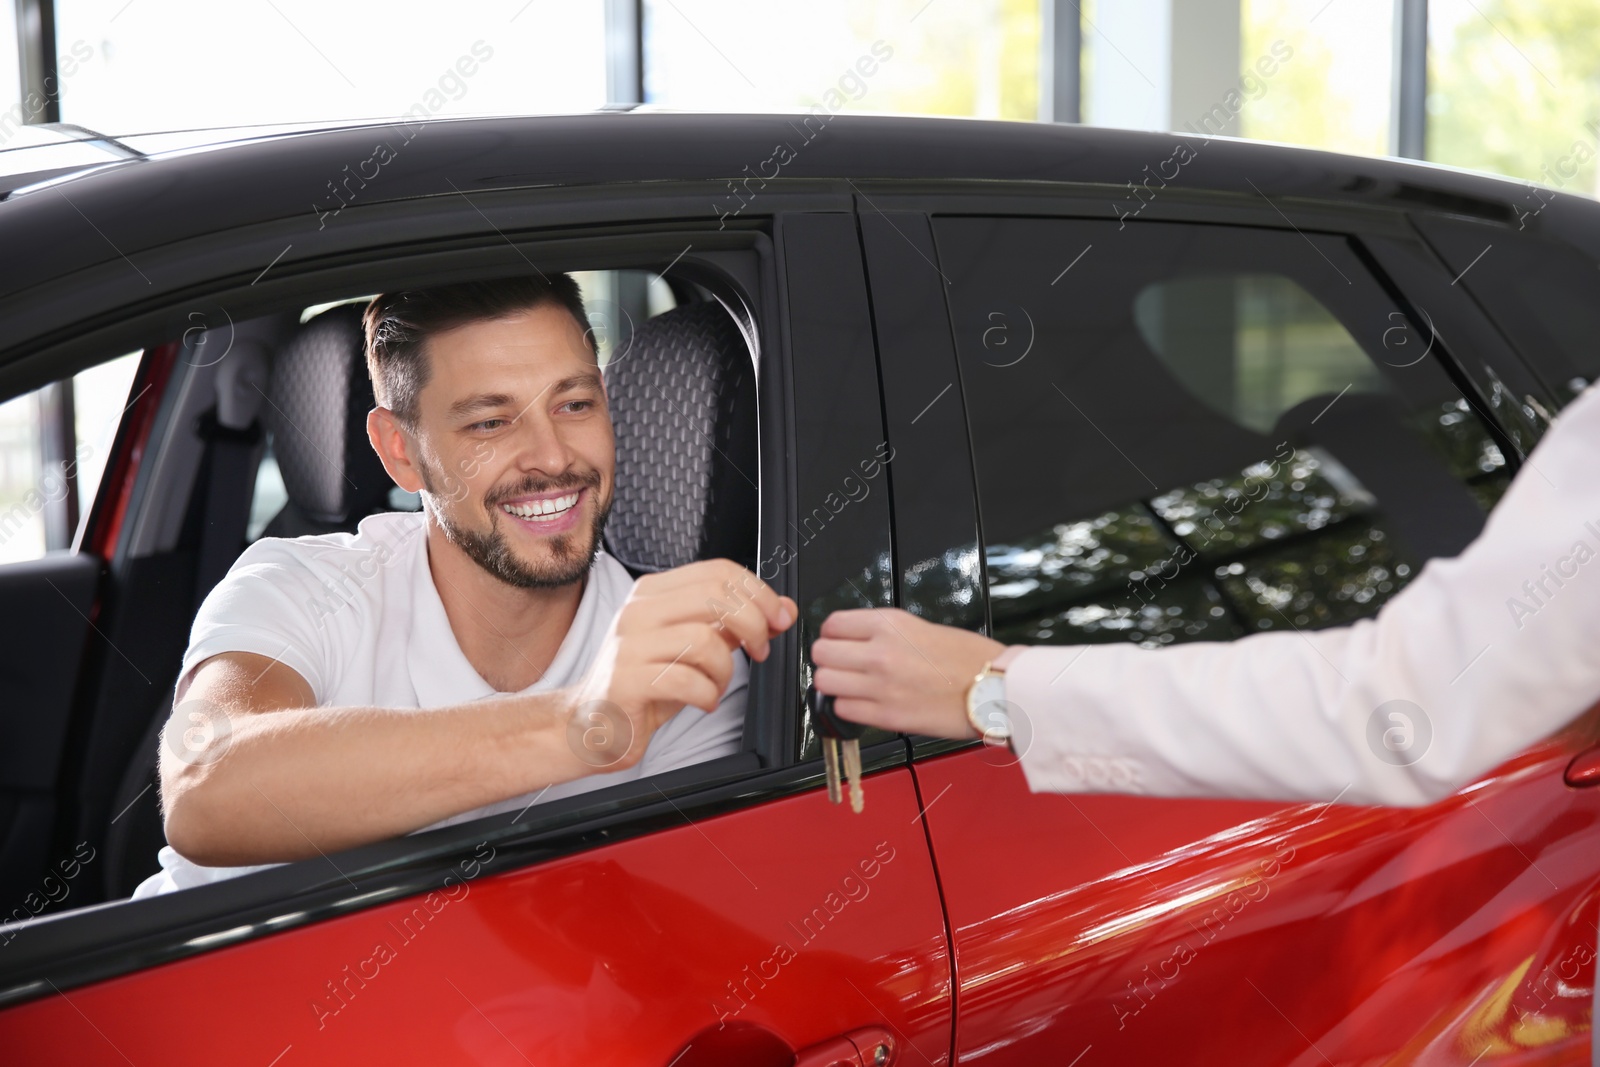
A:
970,675,1012,742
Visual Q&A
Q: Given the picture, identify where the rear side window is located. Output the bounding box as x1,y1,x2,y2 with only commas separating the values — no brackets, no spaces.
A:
1414,216,1600,406
1133,273,1391,433
935,217,1510,649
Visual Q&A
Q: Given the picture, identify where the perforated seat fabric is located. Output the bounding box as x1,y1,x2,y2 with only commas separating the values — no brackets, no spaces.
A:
261,304,393,536
602,301,758,573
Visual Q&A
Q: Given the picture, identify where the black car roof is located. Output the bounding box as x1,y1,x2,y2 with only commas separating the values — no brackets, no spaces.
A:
0,110,1583,308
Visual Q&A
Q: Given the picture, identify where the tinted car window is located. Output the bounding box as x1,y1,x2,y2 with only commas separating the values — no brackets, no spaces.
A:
1414,217,1600,405
934,217,1510,649
1133,274,1392,433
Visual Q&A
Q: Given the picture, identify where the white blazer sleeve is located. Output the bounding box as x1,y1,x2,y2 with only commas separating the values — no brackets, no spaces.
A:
1007,383,1600,808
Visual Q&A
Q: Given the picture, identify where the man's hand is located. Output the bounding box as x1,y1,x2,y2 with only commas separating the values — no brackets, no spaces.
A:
569,559,797,769
812,608,1004,739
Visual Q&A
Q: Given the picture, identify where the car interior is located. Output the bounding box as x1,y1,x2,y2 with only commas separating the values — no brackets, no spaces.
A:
1,265,762,917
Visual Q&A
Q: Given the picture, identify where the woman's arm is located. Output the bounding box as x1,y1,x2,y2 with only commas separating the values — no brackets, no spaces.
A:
815,385,1600,806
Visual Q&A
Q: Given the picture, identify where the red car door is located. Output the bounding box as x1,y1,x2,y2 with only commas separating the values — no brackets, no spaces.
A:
0,209,953,1065
0,783,947,1065
861,202,1600,1064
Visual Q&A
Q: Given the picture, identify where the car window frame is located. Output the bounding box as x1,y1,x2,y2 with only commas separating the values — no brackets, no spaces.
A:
850,185,1542,761
0,186,899,1008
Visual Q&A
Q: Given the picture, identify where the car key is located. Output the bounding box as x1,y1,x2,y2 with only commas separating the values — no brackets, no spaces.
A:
809,683,865,813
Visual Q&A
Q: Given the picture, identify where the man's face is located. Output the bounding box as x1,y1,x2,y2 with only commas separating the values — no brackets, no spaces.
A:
405,302,615,588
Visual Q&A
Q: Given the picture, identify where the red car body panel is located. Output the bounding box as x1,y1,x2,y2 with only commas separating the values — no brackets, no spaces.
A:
0,769,950,1066
913,709,1600,1064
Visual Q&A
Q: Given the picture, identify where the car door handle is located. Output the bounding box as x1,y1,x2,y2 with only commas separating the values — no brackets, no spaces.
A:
1566,744,1600,787
794,1026,898,1067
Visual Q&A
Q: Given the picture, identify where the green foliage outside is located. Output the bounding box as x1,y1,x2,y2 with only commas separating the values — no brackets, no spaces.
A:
841,0,1042,120
1427,0,1600,194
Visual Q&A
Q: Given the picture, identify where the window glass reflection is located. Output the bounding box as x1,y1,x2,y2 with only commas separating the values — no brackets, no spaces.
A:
937,217,1507,656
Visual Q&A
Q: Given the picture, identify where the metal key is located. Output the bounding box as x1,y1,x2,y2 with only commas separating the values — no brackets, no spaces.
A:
809,683,865,813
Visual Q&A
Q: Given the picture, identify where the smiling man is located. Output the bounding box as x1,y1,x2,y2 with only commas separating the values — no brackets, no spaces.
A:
132,274,794,897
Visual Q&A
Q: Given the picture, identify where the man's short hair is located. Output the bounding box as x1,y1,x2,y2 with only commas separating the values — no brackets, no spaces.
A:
363,273,594,430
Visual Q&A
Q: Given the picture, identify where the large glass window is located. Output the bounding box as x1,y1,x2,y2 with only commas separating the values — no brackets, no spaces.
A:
0,352,139,564
1239,0,1393,157
935,216,1509,649
1429,0,1600,191
643,0,1040,119
0,0,20,129
53,0,605,132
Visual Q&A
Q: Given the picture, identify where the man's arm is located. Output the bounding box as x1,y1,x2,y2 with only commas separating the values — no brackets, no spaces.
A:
162,559,796,868
159,651,589,867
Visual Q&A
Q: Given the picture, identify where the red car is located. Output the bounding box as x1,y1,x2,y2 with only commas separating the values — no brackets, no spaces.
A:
0,111,1596,1065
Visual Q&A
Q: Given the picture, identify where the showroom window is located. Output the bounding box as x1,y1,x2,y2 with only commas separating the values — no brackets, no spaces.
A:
0,0,18,127
1428,0,1600,192
1240,0,1393,157
643,0,1041,119
52,0,606,131
0,351,140,564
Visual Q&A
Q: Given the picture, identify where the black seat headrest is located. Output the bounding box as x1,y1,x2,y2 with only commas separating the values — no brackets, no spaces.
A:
261,304,393,537
602,301,758,574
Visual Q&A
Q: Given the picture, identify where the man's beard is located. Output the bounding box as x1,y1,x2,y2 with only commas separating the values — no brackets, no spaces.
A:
419,461,611,589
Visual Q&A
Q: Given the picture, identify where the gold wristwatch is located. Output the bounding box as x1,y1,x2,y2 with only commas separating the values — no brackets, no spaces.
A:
964,646,1024,744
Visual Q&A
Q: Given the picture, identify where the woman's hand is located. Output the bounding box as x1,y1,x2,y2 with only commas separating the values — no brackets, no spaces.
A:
811,607,1004,739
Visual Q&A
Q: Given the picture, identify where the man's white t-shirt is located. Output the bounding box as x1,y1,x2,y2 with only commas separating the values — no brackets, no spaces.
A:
130,510,747,898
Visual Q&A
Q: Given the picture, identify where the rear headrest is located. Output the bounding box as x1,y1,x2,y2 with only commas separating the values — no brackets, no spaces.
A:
263,304,393,528
602,301,758,573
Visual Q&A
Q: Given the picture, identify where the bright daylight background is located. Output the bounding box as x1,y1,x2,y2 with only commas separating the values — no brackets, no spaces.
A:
4,0,1593,188
0,0,1593,562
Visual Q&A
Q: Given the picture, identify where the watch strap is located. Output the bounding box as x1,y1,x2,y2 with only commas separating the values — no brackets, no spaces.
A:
992,644,1027,671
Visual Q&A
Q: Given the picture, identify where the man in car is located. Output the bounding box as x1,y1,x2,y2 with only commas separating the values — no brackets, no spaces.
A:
813,381,1600,810
132,274,794,897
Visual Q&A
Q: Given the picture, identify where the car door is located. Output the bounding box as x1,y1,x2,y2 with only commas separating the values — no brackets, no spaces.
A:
0,140,950,1065
860,199,1600,1064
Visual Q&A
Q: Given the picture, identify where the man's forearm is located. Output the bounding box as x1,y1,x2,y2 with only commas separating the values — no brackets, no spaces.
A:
163,689,586,867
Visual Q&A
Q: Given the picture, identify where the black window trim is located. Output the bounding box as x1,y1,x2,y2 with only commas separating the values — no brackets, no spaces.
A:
860,197,1539,760
840,178,1540,469
0,200,904,1008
